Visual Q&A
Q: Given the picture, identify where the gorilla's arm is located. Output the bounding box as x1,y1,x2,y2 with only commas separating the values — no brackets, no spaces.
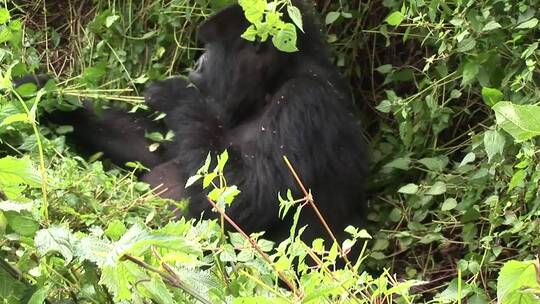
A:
47,105,167,168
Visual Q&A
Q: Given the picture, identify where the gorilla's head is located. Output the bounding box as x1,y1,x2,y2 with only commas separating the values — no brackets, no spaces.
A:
189,5,284,116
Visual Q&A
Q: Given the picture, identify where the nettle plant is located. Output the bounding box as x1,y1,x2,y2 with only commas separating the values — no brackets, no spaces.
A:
238,0,303,53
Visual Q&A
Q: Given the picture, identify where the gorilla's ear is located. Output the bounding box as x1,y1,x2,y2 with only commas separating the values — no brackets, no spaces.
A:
198,5,248,43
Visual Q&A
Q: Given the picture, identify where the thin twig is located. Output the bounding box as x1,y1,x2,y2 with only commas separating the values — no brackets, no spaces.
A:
204,197,303,300
282,156,353,268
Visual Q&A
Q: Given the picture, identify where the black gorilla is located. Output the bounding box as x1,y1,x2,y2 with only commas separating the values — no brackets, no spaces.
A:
41,3,368,244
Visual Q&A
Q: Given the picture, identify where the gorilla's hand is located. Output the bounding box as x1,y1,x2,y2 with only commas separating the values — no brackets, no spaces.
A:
145,78,199,114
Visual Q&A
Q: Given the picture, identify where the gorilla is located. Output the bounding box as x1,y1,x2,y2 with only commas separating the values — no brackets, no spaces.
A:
33,2,368,246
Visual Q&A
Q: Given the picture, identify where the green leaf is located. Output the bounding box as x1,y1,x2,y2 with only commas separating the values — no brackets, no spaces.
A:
436,279,472,301
442,198,457,211
185,174,201,188
493,102,540,142
484,129,505,162
35,226,75,263
0,201,32,212
0,156,41,187
28,285,51,304
15,82,37,97
418,156,449,172
516,18,539,29
376,100,392,113
105,15,119,27
325,12,340,25
100,264,132,301
0,267,27,302
4,211,39,237
497,260,540,303
238,0,266,23
1,113,30,126
386,11,405,26
457,38,476,53
287,6,303,32
241,25,258,42
398,183,419,194
0,8,10,24
461,61,479,85
203,171,218,188
509,169,526,191
105,220,126,241
425,181,447,196
140,277,175,304
216,149,229,172
459,152,476,167
219,185,240,206
0,27,12,44
482,21,502,31
481,87,503,106
376,64,393,74
272,23,298,53
384,157,411,170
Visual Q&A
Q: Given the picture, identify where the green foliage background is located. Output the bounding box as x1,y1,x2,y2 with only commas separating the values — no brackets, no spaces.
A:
1,0,540,303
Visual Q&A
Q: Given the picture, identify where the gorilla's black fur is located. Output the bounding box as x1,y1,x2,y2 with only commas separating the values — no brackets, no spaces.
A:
38,2,368,245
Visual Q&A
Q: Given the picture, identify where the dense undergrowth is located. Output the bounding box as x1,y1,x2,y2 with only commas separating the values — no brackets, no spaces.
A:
1,0,540,303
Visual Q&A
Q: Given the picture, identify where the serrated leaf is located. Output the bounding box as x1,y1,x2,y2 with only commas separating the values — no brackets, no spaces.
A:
386,11,405,26
35,226,75,263
100,264,132,301
493,102,540,142
398,183,419,194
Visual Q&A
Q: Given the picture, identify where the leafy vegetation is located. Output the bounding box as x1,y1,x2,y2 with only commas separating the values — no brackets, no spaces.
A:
1,0,540,303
